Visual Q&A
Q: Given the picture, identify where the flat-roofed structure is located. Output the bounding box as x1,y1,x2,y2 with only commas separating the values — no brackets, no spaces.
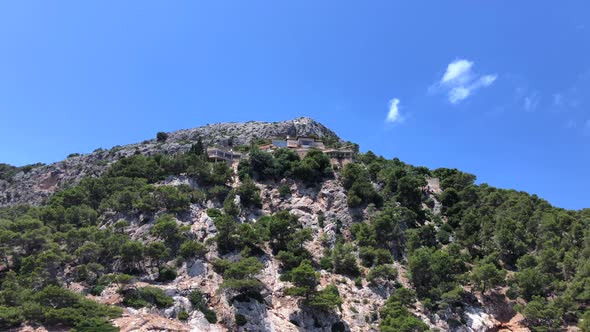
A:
271,139,288,148
285,136,325,150
207,147,242,165
259,136,355,168
264,136,326,155
325,148,354,168
325,149,354,159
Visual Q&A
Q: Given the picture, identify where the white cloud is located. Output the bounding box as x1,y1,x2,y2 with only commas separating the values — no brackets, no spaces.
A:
386,98,402,123
449,87,470,103
441,59,473,85
524,92,541,112
478,75,498,87
435,59,497,104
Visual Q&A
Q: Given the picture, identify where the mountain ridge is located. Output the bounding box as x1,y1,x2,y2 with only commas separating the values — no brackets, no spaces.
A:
0,117,340,207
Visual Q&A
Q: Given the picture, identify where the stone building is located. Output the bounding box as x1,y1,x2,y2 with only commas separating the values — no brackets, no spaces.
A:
206,147,242,166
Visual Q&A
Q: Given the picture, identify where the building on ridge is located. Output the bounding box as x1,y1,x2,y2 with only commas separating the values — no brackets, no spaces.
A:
206,147,242,166
261,136,354,168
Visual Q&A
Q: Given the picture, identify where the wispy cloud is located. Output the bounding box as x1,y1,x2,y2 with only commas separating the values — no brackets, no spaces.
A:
433,59,497,104
524,92,541,112
552,70,589,111
385,98,402,123
553,93,563,107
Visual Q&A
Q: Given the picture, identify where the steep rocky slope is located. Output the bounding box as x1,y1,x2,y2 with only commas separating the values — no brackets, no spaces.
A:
64,177,504,332
1,117,587,332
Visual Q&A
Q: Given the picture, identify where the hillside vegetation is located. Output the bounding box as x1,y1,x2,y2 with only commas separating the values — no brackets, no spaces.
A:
0,120,588,332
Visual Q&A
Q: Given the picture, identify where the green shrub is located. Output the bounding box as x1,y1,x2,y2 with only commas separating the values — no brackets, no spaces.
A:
207,185,230,202
522,296,563,330
189,290,207,309
379,295,428,332
282,260,319,298
178,310,189,321
306,284,343,311
157,267,177,282
319,253,333,270
206,208,223,218
90,285,106,296
359,246,393,267
107,155,162,183
188,290,218,323
178,240,206,260
393,287,416,307
331,243,360,276
235,313,247,326
236,177,262,208
248,148,277,180
355,277,363,288
211,215,239,254
219,257,265,293
578,310,590,332
367,265,397,286
278,184,291,198
156,132,169,142
150,215,184,254
470,262,505,295
122,286,173,309
3,285,124,330
341,163,381,207
0,305,24,329
223,191,240,216
72,318,119,332
292,149,332,184
152,186,190,213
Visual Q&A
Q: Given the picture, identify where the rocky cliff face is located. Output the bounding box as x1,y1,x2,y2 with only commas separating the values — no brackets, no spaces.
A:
0,117,340,208
79,176,508,332
4,117,527,332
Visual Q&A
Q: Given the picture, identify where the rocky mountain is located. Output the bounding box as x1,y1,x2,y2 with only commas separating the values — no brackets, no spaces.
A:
0,117,587,332
0,117,340,208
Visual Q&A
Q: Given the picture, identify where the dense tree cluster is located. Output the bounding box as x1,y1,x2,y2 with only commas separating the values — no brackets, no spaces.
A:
344,152,590,329
238,147,333,184
0,145,234,330
379,288,428,332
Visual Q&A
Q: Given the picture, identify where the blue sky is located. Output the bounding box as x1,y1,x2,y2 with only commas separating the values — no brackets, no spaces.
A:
0,1,589,210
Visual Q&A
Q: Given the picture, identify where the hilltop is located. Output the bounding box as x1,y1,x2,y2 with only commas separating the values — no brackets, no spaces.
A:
0,117,340,207
0,117,588,332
